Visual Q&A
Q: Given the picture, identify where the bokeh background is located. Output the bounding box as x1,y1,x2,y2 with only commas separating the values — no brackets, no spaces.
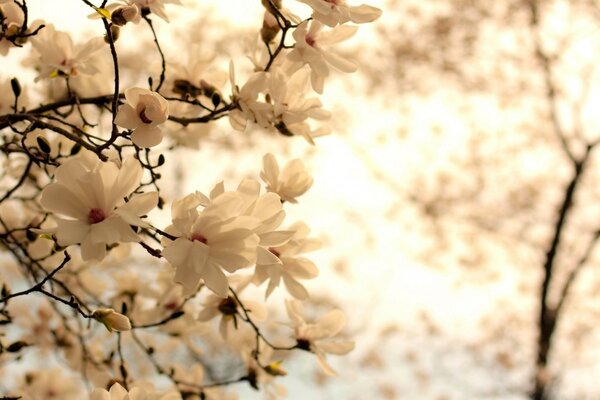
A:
6,0,600,399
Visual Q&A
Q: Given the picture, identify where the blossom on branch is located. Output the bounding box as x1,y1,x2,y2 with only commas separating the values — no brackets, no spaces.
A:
298,0,382,27
40,156,158,261
91,308,132,332
161,191,260,297
128,0,182,22
228,62,272,131
287,20,358,94
260,153,313,203
286,299,355,376
115,87,169,147
254,221,320,300
267,68,331,143
0,1,24,55
30,25,105,80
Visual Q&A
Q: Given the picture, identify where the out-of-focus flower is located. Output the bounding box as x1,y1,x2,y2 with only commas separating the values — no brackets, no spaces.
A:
30,25,104,80
287,20,357,93
260,153,313,203
18,368,85,400
39,156,158,261
90,382,181,400
254,221,320,299
197,275,266,339
298,0,382,27
162,191,260,297
0,1,24,55
228,61,272,131
92,308,132,332
128,0,182,22
267,68,331,144
286,300,355,376
115,87,169,147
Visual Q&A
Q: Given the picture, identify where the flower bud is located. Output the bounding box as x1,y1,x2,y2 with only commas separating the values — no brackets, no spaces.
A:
261,11,280,44
104,25,121,43
111,5,139,26
92,308,132,332
10,77,21,98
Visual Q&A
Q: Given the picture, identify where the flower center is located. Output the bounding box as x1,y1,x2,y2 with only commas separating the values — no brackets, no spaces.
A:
218,296,238,316
268,247,281,258
192,233,208,244
88,208,106,224
305,35,316,47
139,107,153,124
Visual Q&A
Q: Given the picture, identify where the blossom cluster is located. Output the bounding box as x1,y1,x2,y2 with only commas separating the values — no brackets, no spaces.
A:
0,0,380,398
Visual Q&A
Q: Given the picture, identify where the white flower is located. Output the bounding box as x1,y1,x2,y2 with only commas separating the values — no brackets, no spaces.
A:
254,222,320,300
298,0,382,27
91,308,132,332
91,382,181,400
287,20,358,93
0,1,24,56
267,68,331,144
40,156,158,261
162,191,260,297
115,87,169,147
286,300,355,376
30,24,104,80
169,44,227,108
260,153,313,203
128,0,182,22
197,275,266,339
228,61,273,131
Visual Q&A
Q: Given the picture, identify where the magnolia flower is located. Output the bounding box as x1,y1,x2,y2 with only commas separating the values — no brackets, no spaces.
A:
169,44,227,108
162,191,260,297
91,382,181,400
39,156,158,261
286,300,355,376
18,368,84,400
254,222,320,300
260,153,313,203
128,0,182,22
228,61,272,131
267,68,331,144
115,87,169,147
30,25,104,80
92,308,132,332
287,20,357,93
298,0,382,27
197,276,266,339
0,1,24,56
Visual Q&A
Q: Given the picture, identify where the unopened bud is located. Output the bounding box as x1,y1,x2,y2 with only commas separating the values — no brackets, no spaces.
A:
92,308,132,332
36,136,51,154
111,5,139,26
104,25,121,43
10,77,21,98
261,11,280,44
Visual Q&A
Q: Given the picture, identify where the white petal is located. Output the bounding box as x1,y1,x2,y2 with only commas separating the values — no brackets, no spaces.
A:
203,264,229,297
131,125,163,148
114,104,140,130
318,340,355,355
